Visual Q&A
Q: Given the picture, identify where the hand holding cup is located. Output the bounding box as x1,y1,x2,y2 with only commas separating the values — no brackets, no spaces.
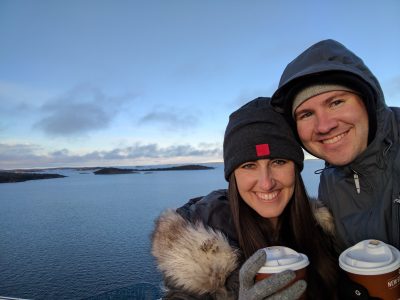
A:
238,248,307,300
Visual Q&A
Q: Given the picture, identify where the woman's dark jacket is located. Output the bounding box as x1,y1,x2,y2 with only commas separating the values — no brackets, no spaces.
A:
151,189,336,299
272,39,400,250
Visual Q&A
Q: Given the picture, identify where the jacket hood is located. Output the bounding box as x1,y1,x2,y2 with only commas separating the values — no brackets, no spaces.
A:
271,39,390,156
272,39,385,108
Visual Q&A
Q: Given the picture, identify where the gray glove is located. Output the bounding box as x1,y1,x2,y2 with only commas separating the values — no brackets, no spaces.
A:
238,249,307,300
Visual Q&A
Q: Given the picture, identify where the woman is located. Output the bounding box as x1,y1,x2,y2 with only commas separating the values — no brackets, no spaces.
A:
151,97,340,299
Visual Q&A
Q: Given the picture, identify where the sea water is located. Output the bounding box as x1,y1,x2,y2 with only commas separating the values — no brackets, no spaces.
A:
0,160,324,300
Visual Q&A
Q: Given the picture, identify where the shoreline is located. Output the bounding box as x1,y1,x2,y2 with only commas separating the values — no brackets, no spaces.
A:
0,164,216,183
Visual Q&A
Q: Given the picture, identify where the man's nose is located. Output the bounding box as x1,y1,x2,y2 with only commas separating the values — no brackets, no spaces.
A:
315,111,338,134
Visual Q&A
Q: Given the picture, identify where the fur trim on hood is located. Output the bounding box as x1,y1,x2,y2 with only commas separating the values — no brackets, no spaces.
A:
311,198,336,236
151,210,239,299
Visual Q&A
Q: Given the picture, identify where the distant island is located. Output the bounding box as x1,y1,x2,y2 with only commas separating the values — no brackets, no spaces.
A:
140,164,214,171
0,164,215,182
94,168,140,175
94,164,214,175
0,172,66,183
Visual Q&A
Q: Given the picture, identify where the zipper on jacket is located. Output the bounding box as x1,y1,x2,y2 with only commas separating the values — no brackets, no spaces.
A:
394,194,400,205
395,193,400,248
352,170,361,194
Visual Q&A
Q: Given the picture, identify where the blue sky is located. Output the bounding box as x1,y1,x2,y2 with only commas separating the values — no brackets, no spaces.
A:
1,0,399,169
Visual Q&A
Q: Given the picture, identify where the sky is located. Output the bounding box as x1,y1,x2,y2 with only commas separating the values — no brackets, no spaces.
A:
1,0,399,170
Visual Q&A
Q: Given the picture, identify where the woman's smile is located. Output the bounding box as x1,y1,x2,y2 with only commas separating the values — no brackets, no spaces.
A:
255,191,279,201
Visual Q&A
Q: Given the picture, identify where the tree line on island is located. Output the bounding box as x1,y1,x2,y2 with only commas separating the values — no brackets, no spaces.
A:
0,172,66,183
93,165,213,175
0,164,215,183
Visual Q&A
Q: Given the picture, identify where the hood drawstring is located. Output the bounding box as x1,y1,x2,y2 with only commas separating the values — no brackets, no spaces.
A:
349,139,392,195
315,165,362,194
383,138,393,156
353,172,361,194
314,165,334,175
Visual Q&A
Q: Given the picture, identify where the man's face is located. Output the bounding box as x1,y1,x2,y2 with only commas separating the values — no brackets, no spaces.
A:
294,90,369,166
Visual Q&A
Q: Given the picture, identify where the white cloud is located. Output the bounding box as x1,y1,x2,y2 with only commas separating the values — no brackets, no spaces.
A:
138,107,199,130
0,142,222,170
34,84,136,136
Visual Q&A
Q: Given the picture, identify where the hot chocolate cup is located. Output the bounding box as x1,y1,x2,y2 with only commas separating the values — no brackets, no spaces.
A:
255,246,309,299
339,239,400,300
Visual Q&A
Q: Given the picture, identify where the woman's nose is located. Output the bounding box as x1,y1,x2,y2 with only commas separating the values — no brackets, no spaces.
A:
259,169,275,190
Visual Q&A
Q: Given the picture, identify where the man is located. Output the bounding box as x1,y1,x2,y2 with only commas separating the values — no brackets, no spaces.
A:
271,39,400,250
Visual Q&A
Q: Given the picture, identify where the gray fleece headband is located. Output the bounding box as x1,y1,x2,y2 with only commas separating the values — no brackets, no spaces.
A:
292,84,356,117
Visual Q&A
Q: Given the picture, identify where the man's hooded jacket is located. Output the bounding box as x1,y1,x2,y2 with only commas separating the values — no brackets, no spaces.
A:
272,39,400,250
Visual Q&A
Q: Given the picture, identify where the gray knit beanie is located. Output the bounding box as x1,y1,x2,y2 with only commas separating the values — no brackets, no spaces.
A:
223,97,304,180
292,84,356,117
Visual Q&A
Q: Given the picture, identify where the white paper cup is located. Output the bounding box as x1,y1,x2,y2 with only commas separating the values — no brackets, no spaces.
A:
339,239,400,300
255,246,309,299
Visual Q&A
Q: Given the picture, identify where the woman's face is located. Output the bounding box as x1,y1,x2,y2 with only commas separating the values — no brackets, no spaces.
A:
234,158,295,227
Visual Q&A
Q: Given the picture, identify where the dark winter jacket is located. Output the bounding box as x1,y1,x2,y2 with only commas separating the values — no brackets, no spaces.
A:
271,39,400,250
151,189,336,299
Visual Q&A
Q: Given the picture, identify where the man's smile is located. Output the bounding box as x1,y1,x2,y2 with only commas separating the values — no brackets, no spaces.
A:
320,131,348,145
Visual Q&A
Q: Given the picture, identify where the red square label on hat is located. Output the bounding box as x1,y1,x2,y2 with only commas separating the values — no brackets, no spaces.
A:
256,144,270,157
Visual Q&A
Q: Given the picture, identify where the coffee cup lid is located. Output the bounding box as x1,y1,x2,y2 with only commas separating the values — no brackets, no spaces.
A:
339,239,400,275
258,246,309,273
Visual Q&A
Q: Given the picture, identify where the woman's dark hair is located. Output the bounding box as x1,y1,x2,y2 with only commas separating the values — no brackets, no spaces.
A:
228,165,339,299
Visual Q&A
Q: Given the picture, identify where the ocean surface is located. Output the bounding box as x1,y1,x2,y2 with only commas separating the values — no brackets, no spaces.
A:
0,159,324,300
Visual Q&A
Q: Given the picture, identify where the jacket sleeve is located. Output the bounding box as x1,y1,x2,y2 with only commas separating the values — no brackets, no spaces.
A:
162,289,212,300
176,189,228,221
151,209,239,300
